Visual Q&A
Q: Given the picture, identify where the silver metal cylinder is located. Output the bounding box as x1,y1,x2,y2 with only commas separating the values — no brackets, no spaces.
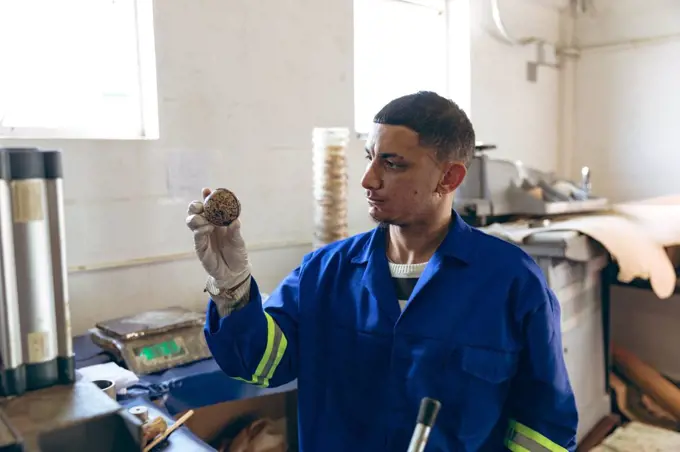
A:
43,150,75,384
0,149,26,396
7,149,59,390
406,425,431,452
128,406,149,423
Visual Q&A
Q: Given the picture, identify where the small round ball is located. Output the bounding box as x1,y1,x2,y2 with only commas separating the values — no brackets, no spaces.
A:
203,188,241,227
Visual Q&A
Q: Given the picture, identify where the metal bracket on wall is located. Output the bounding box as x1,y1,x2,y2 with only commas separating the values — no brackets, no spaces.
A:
527,41,561,83
489,0,562,83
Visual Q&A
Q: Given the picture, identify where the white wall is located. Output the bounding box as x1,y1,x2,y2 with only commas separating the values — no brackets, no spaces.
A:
1,0,563,335
567,0,680,201
1,0,360,334
470,0,562,173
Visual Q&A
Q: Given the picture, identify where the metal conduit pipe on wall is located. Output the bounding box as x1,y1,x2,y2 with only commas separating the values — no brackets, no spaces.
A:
67,239,313,274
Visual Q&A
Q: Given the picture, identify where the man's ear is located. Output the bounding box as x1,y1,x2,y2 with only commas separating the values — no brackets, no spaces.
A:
437,162,467,195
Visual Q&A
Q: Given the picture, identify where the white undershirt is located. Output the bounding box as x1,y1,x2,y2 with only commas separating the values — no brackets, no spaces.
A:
388,261,428,310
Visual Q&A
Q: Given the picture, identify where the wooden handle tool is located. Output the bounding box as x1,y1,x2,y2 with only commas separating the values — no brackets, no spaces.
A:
142,409,195,452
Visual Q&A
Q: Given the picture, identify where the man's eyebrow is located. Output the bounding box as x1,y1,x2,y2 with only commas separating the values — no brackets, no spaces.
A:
364,148,402,159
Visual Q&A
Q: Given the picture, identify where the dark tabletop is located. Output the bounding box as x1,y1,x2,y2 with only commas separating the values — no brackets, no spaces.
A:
74,334,297,415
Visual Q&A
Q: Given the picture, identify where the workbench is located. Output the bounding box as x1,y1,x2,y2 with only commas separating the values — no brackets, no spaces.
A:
74,334,298,449
74,335,297,413
0,379,219,451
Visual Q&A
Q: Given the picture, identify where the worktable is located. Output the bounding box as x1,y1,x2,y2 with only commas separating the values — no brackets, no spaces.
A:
74,333,299,450
0,379,219,451
74,335,297,415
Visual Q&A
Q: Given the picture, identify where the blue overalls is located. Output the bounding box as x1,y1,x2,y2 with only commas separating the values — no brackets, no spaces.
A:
205,212,578,451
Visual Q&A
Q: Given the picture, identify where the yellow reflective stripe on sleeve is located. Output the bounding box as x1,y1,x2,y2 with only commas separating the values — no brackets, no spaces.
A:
505,420,568,452
266,329,288,382
232,312,288,388
507,444,531,452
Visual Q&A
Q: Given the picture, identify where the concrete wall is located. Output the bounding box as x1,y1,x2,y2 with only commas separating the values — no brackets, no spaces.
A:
565,0,680,201
1,0,563,334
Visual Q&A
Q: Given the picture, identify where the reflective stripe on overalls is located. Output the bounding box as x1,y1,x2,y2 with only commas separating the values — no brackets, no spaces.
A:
233,312,287,387
506,419,568,452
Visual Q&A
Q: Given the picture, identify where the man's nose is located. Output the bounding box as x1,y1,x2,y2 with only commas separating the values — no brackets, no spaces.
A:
361,161,382,190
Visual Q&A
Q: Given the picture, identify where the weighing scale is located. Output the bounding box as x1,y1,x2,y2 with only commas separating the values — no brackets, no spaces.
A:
89,307,212,375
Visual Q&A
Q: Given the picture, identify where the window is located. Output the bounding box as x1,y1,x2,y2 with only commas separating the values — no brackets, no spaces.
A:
353,0,450,136
0,0,159,140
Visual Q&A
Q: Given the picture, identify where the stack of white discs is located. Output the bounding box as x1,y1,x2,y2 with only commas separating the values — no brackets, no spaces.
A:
312,127,350,249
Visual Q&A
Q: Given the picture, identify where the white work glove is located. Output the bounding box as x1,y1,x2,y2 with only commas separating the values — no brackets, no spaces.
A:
186,189,252,305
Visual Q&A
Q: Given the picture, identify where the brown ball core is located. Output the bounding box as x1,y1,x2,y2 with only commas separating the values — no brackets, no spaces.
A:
203,188,241,227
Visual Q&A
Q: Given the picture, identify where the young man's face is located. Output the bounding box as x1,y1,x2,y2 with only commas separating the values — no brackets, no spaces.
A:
361,124,466,226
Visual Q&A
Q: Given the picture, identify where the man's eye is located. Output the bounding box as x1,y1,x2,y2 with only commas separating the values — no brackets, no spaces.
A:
385,160,399,169
365,154,372,161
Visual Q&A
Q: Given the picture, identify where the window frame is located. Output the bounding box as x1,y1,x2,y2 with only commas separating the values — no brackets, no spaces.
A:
0,0,159,141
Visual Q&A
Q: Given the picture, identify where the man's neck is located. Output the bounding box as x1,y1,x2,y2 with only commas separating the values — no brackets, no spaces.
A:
386,211,452,265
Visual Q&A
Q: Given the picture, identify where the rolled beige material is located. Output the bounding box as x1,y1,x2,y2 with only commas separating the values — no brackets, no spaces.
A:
483,211,677,299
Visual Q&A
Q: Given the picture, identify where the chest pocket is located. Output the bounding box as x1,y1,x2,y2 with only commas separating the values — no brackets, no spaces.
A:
453,346,519,439
461,346,518,383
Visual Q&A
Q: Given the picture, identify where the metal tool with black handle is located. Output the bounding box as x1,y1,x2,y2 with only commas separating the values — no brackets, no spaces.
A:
406,397,442,452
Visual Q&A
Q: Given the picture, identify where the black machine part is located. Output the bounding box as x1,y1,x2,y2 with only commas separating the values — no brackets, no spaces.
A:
416,397,441,427
474,143,497,154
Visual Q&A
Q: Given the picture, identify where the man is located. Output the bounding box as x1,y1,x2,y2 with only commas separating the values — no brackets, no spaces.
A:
186,92,578,451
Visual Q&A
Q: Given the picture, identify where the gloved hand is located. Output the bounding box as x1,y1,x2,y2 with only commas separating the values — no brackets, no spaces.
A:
186,188,251,294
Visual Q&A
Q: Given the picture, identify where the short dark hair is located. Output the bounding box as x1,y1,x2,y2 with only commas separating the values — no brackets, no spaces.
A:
373,91,475,165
